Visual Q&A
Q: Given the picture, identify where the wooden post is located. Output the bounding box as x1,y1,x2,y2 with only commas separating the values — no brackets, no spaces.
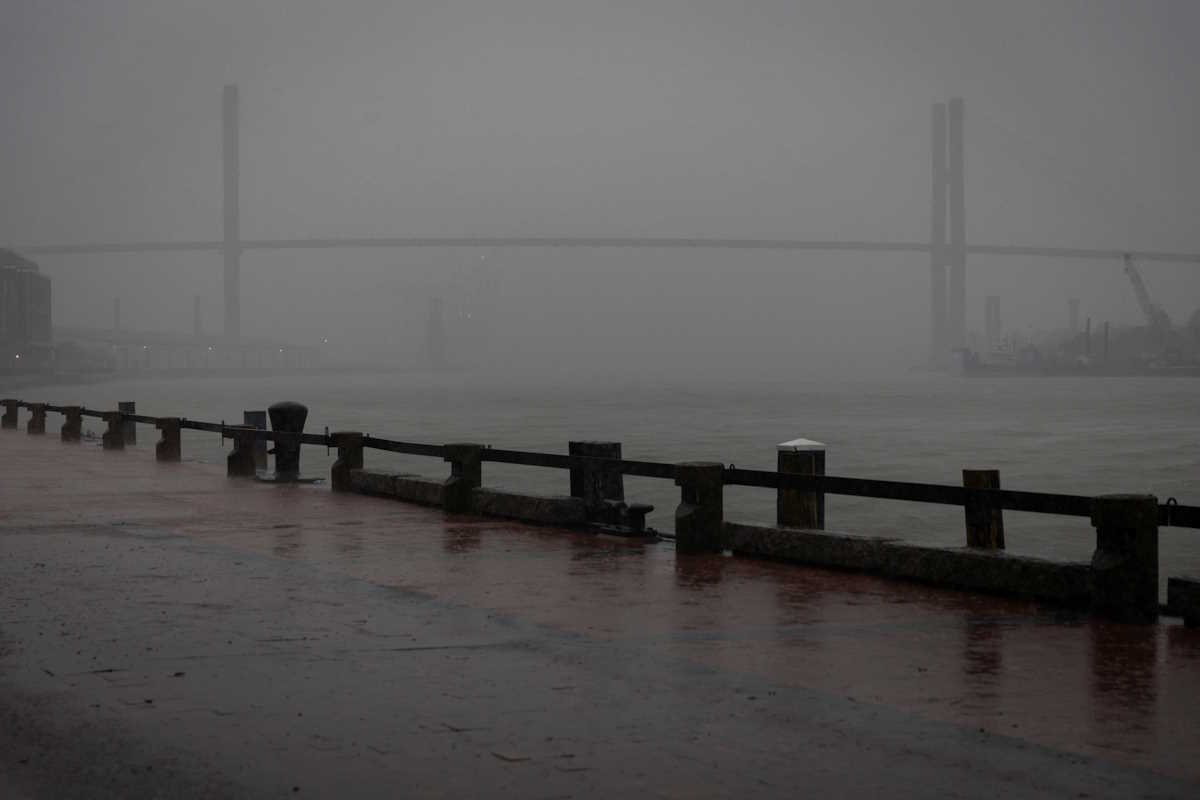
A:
102,412,124,450
1090,494,1158,623
61,406,82,442
118,401,136,445
674,462,724,553
963,469,1005,549
26,403,46,435
443,443,483,512
244,410,268,470
777,439,825,529
226,426,257,477
330,432,364,491
156,418,182,462
1,399,17,429
569,441,624,508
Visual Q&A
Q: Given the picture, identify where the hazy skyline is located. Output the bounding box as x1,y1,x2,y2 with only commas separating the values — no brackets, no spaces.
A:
3,1,1198,370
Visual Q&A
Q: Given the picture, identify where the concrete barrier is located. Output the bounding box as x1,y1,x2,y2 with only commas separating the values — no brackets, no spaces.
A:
727,523,1091,607
470,487,587,527
347,469,445,507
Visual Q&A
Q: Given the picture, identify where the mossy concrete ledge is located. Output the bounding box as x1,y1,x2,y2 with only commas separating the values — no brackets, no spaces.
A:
726,523,1092,607
347,468,445,507
469,488,587,527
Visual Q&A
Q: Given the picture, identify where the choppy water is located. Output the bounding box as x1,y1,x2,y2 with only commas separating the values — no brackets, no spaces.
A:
15,369,1200,593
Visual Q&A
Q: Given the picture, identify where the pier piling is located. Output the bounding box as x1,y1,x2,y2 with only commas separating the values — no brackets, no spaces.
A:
244,410,268,470
1,399,17,429
675,462,725,553
963,469,1005,549
777,439,825,529
330,432,364,491
119,402,137,445
267,402,307,479
156,418,182,462
61,406,82,442
1090,494,1159,623
26,403,46,435
443,443,484,512
102,412,124,450
226,427,257,477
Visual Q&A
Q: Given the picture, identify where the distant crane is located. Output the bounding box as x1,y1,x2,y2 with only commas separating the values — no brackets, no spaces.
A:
1122,253,1173,337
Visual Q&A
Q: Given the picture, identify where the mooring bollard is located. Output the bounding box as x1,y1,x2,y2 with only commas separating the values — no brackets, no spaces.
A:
963,469,1005,549
267,401,308,479
1090,494,1159,623
244,410,268,471
102,411,124,450
330,432,364,491
569,441,624,507
226,426,257,477
777,439,825,529
156,417,182,462
1167,577,1200,628
26,403,46,435
61,406,82,442
119,401,136,445
675,462,724,553
1,399,17,430
443,443,483,512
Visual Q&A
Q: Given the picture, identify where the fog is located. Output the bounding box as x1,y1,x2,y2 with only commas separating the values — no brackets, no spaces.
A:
3,0,1199,378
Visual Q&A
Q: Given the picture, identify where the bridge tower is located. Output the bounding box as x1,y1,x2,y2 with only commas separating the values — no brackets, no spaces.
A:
222,84,241,341
930,97,966,365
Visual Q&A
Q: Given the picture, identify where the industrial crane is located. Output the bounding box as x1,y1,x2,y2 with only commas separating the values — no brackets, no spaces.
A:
1122,253,1173,337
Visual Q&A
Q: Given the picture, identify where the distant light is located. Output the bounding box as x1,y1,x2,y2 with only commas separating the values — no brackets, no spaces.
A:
207,346,214,351
143,345,149,350
14,354,19,360
321,338,328,344
279,348,284,352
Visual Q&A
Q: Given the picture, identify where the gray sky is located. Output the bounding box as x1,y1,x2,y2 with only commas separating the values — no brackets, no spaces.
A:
2,1,1198,370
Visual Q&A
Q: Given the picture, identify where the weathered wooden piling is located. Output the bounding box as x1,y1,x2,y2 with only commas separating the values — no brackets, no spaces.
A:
330,432,364,491
963,469,1005,549
156,418,182,462
226,426,257,477
26,403,46,435
119,401,137,445
101,412,124,450
1,399,17,429
675,462,724,553
244,410,268,470
777,439,825,529
1090,494,1158,623
1168,577,1200,627
443,443,483,512
61,406,82,442
267,402,307,478
569,441,624,506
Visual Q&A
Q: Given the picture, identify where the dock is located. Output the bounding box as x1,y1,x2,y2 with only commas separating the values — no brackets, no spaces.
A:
3,427,1200,797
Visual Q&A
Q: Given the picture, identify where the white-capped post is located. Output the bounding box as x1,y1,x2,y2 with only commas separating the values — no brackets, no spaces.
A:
777,438,825,530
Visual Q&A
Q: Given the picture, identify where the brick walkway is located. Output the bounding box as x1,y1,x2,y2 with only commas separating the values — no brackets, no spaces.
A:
1,431,1198,797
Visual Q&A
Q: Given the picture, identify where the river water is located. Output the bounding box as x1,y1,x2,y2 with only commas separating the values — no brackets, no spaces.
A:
16,369,1200,593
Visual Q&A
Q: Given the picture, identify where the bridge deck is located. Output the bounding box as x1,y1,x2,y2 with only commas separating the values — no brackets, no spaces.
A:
1,432,1198,798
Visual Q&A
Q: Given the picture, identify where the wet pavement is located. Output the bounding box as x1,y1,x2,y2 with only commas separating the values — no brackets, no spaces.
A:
1,431,1198,798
